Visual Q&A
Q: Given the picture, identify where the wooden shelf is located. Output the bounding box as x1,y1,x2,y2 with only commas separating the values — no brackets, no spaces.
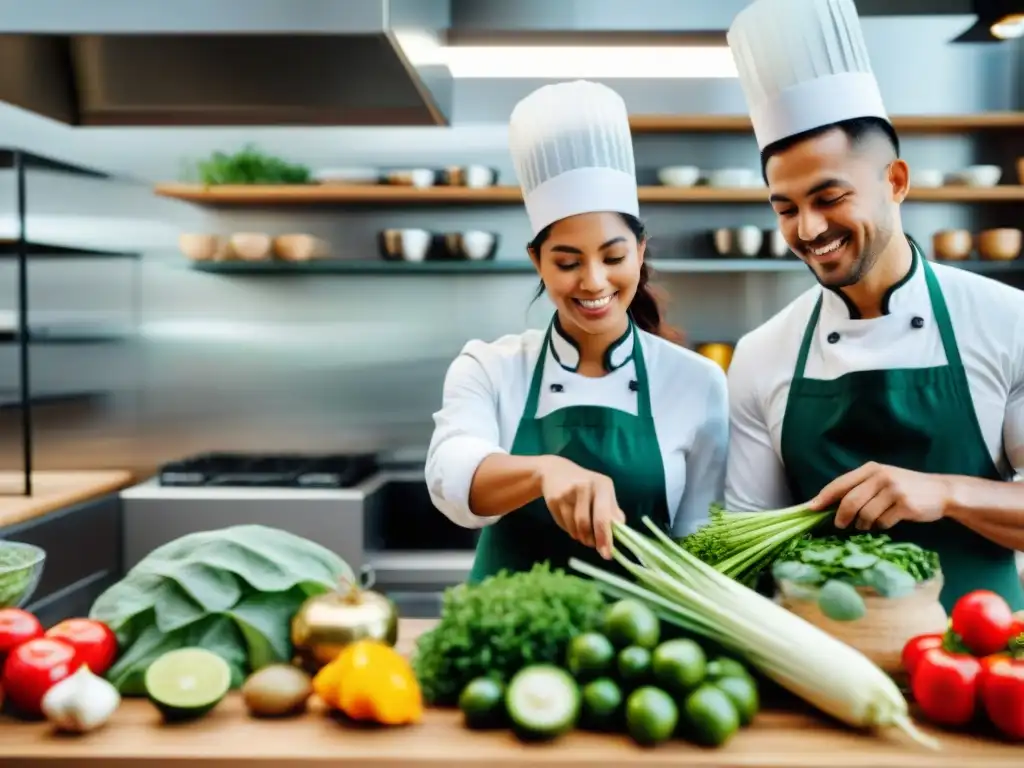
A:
155,183,1024,206
187,257,1024,276
628,112,1024,133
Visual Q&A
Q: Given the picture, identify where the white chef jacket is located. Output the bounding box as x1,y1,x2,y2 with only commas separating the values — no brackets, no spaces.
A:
427,319,730,537
725,254,1024,513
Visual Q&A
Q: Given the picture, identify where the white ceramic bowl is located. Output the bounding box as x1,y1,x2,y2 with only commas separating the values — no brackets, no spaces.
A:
707,168,759,188
960,165,1002,187
657,165,700,187
379,228,432,262
459,230,497,260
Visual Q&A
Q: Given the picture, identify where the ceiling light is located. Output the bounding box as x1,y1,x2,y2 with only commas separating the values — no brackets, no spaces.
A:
990,13,1024,37
439,45,737,79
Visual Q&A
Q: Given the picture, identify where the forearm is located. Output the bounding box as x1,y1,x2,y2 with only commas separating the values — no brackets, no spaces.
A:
944,476,1024,550
468,454,557,517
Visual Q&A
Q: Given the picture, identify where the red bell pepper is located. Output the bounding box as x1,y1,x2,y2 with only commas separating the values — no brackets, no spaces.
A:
951,590,1015,657
979,655,1024,740
901,633,944,678
911,646,982,726
45,618,118,676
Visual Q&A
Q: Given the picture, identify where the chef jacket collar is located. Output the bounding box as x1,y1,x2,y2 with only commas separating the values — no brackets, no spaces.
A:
550,313,635,373
820,236,923,321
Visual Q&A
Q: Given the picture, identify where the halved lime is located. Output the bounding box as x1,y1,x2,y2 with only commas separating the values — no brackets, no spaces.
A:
145,647,232,721
505,664,580,741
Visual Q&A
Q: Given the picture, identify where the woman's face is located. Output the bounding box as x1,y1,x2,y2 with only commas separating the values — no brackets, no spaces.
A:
530,212,645,339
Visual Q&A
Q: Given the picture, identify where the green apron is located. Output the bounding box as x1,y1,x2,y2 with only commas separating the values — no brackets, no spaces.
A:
780,240,1024,612
468,315,670,584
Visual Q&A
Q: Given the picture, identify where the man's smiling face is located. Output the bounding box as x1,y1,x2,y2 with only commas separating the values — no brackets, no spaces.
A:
765,125,902,289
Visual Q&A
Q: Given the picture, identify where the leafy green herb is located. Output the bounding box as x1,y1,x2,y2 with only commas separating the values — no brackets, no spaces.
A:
191,144,311,185
772,533,938,614
89,525,352,695
410,562,607,706
861,560,917,599
818,580,867,622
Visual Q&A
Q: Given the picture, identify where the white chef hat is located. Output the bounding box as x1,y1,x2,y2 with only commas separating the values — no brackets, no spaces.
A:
727,0,889,151
508,80,639,237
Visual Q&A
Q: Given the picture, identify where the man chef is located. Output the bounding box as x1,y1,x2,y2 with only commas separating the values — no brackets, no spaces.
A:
722,0,1024,611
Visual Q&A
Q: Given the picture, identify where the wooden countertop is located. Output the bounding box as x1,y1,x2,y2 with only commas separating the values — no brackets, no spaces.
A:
0,470,134,529
3,619,1022,766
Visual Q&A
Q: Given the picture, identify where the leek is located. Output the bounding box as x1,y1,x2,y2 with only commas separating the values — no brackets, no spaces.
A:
570,518,940,750
680,501,831,585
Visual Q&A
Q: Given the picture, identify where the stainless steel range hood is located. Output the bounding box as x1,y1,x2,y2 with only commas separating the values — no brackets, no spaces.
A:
0,0,453,126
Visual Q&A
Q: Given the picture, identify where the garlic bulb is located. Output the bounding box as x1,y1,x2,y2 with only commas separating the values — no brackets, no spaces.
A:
41,665,121,733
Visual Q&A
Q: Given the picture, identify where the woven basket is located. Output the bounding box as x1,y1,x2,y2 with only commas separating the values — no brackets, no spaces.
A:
776,573,948,685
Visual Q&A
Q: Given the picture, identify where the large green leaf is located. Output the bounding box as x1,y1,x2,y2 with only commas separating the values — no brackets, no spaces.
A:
89,525,352,693
227,587,308,668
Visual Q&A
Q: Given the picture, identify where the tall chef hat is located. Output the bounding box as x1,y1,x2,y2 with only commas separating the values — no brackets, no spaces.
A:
508,80,638,237
726,0,889,151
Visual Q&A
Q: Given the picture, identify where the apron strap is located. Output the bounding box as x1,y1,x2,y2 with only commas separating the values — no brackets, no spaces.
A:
521,315,654,420
629,323,654,420
793,295,823,379
920,254,964,371
521,316,555,420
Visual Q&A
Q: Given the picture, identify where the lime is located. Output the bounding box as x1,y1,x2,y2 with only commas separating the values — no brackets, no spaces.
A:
580,677,623,731
459,676,506,729
505,665,580,741
617,645,652,689
144,647,232,721
566,632,615,682
603,599,660,649
680,684,741,747
706,656,750,681
625,686,678,746
714,675,759,727
651,639,706,696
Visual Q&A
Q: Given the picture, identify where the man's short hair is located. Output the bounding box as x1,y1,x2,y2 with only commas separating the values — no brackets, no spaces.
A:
759,116,901,179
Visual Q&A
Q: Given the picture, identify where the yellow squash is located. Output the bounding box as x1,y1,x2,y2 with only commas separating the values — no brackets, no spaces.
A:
312,639,423,726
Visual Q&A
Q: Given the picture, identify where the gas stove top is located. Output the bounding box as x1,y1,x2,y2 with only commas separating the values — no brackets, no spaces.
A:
157,452,379,489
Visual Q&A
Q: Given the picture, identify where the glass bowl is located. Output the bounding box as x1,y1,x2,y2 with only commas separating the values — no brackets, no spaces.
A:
0,541,47,609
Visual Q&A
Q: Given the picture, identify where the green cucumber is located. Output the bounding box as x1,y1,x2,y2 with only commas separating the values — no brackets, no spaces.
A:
505,665,580,740
145,647,232,721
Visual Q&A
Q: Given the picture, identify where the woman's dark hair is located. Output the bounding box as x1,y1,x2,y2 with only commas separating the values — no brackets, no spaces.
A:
528,213,684,344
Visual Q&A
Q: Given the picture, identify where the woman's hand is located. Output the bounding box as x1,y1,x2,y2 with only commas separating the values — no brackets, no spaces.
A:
537,456,626,559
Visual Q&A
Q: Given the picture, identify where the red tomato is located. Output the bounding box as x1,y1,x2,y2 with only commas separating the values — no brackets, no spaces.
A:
1,637,81,717
901,633,944,678
951,590,1015,657
979,656,1024,740
0,608,43,661
45,618,117,676
911,647,982,727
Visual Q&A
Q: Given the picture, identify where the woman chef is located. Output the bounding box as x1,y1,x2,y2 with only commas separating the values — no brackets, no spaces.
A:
426,80,729,583
723,0,1024,611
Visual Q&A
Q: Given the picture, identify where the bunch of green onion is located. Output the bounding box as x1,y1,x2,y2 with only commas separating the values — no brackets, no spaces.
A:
680,502,831,586
570,519,940,750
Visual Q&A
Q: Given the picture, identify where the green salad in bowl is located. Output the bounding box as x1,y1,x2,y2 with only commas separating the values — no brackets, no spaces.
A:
0,541,46,608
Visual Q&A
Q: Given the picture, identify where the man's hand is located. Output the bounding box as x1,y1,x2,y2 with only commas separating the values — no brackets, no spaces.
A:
808,461,953,531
